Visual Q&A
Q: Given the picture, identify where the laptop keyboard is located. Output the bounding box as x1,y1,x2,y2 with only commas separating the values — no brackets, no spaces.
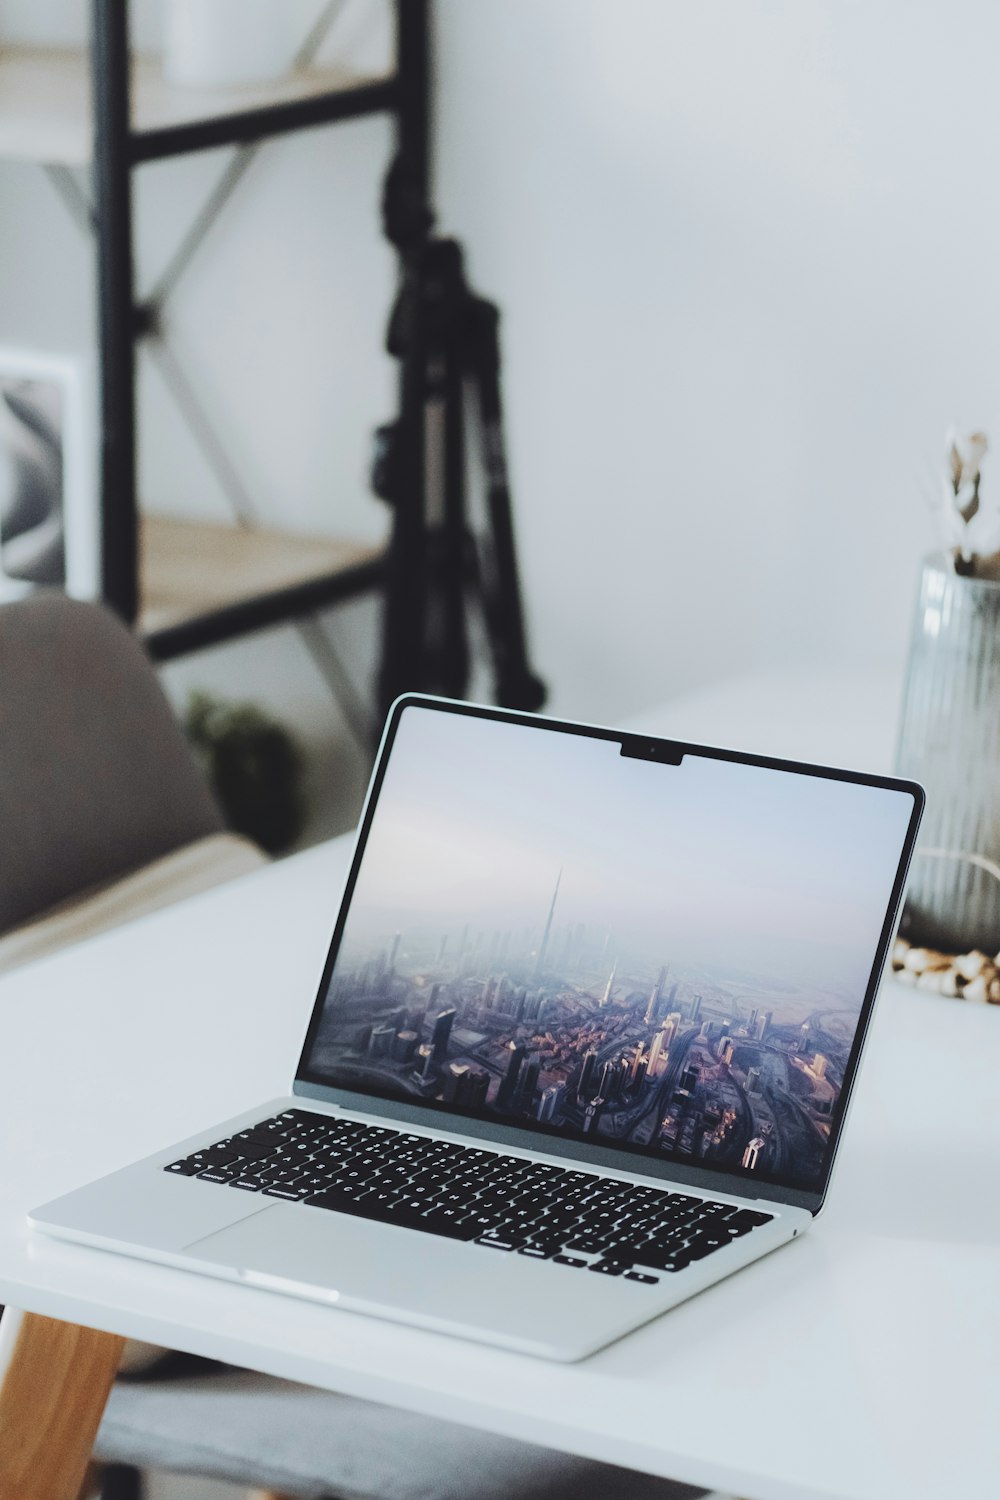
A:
165,1110,774,1283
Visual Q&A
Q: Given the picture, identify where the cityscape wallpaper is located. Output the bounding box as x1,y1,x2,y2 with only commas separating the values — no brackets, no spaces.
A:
305,707,915,1193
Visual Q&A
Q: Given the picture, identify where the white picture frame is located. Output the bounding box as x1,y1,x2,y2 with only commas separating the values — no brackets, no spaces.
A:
0,348,99,604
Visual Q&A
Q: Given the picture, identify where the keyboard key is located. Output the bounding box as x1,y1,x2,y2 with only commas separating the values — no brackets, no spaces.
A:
552,1254,587,1268
463,1211,505,1235
371,1200,429,1231
394,1196,429,1214
191,1148,240,1168
525,1235,565,1255
507,1205,544,1224
226,1137,275,1161
296,1173,338,1191
412,1210,481,1242
560,1235,603,1255
346,1179,384,1200
632,1244,691,1271
728,1209,774,1232
682,1233,729,1261
589,1259,627,1276
197,1165,243,1184
605,1237,654,1262
536,1200,581,1224
623,1271,659,1284
479,1224,527,1248
425,1202,467,1222
306,1186,383,1215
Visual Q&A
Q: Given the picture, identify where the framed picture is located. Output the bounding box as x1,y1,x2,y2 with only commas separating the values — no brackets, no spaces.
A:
0,349,99,603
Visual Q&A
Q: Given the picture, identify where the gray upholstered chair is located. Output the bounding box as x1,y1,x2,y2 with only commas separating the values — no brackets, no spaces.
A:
1,594,707,1500
0,592,264,975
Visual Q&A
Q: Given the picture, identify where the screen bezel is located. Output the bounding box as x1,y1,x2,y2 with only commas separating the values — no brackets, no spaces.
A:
294,693,924,1215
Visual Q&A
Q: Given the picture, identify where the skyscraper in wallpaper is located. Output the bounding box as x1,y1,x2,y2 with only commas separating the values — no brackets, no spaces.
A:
303,703,918,1195
533,869,561,978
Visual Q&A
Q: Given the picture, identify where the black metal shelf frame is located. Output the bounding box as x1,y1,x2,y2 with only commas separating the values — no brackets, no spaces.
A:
143,552,384,665
89,0,430,676
132,77,400,163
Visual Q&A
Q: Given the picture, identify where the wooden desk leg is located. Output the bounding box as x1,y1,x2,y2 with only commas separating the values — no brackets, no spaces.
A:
0,1308,124,1500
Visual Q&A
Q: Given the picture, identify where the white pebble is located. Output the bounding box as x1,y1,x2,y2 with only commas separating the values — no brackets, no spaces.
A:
955,951,989,981
963,974,989,1003
904,947,950,974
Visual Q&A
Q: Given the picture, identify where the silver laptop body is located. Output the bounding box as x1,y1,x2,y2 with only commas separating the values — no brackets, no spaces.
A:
31,695,922,1362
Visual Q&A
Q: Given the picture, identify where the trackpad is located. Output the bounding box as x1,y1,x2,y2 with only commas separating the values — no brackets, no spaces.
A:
185,1200,480,1310
184,1202,288,1263
183,1202,608,1356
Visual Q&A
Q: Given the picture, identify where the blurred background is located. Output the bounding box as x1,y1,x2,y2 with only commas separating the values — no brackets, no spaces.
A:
0,0,992,847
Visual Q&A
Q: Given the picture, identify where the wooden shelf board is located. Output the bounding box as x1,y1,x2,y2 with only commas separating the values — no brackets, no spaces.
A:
139,514,382,634
0,47,392,166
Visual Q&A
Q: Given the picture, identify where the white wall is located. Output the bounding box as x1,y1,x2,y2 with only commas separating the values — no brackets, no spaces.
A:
434,0,1000,716
1,0,997,745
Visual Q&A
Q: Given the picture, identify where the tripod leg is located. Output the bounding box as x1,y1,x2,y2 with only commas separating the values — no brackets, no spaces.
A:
380,241,472,706
437,331,471,697
410,335,468,700
379,261,429,719
467,298,546,711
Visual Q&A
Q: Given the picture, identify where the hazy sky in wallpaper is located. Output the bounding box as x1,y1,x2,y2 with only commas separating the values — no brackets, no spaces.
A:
343,705,915,995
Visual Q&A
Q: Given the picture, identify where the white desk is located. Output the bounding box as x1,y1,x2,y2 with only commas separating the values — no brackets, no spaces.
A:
3,672,999,1500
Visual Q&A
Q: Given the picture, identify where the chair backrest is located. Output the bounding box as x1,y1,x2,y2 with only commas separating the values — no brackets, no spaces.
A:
0,593,223,935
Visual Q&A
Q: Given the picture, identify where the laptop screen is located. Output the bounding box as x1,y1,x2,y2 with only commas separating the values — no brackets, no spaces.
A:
298,700,920,1199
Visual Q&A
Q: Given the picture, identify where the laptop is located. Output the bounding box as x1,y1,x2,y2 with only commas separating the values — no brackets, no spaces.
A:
31,695,923,1362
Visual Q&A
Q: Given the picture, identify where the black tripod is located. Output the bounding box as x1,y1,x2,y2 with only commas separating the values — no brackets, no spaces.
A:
373,228,546,718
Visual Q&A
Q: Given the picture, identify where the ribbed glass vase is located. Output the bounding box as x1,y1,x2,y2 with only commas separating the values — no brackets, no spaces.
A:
895,553,1000,954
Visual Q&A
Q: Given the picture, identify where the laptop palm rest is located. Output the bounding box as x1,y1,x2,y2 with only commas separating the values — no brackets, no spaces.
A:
31,1162,270,1251
184,1202,648,1358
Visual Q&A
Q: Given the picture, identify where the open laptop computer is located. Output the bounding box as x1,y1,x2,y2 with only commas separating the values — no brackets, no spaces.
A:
31,694,923,1362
